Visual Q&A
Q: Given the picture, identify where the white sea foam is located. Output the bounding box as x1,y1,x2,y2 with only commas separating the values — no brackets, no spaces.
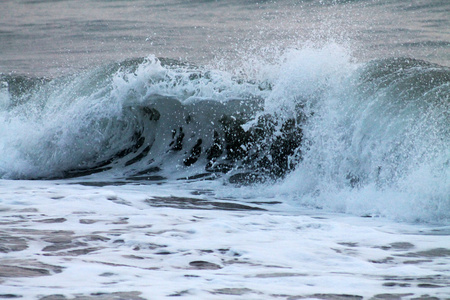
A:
0,179,449,299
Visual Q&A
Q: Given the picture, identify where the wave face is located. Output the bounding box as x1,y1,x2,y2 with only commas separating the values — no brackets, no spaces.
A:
1,45,449,222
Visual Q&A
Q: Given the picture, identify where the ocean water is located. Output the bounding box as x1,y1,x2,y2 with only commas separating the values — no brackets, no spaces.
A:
0,0,449,299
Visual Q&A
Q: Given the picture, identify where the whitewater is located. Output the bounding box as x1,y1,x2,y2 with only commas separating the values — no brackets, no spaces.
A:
0,0,449,299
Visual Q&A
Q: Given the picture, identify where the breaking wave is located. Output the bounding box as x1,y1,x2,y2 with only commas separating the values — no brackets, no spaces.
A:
1,44,448,222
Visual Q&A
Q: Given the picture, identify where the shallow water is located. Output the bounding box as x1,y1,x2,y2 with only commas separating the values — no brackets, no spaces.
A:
0,179,449,299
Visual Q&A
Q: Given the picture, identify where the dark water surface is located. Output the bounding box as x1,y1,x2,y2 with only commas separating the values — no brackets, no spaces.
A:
1,0,449,75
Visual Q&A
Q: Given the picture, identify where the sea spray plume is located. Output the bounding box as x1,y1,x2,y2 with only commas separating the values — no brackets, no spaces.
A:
274,57,450,223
